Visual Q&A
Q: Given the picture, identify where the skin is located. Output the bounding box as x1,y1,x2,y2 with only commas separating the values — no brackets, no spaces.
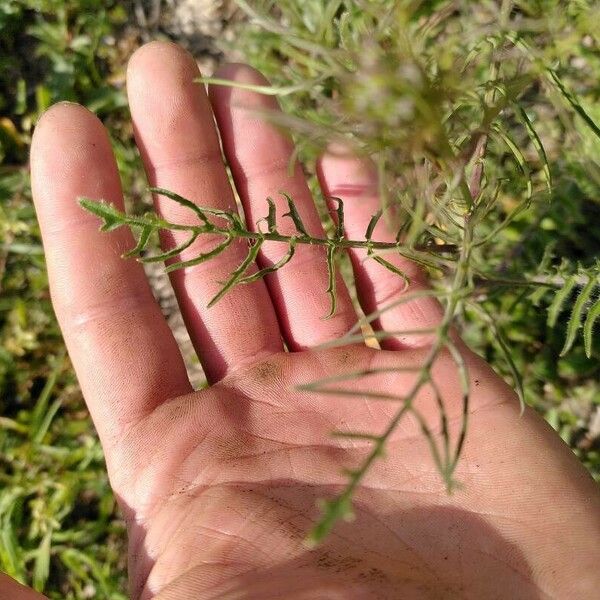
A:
7,41,598,599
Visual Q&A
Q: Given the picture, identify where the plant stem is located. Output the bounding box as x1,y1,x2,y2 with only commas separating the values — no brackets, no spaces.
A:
474,273,588,290
111,209,458,257
162,223,456,254
309,212,476,543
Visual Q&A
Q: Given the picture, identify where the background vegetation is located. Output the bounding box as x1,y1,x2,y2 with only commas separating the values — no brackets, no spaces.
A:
1,1,599,597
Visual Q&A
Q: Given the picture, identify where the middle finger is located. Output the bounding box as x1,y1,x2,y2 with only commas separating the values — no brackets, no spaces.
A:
127,42,283,382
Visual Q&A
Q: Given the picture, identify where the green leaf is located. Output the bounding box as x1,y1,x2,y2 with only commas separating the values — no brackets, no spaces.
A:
35,84,52,116
370,254,409,286
266,197,277,233
583,298,600,358
331,431,380,441
15,78,27,115
546,69,600,141
207,239,264,307
281,192,309,236
480,306,525,412
365,209,383,241
330,196,345,240
324,243,337,319
515,104,552,195
306,496,354,547
493,124,533,202
165,237,232,273
149,187,210,225
446,339,470,464
409,407,446,477
529,243,556,305
297,365,420,390
139,233,199,264
510,33,600,141
547,275,577,328
123,224,153,258
237,240,296,285
79,198,126,231
561,275,596,357
150,187,244,229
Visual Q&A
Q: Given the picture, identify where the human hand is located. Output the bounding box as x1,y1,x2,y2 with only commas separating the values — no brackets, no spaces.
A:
29,42,600,599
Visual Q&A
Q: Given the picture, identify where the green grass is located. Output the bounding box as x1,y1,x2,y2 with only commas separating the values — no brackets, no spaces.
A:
1,2,135,596
1,0,599,597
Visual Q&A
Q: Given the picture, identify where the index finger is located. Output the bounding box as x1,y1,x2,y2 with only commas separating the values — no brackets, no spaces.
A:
30,103,192,451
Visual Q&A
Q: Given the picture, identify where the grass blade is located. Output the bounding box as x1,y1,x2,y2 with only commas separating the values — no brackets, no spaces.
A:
446,338,470,467
196,77,312,96
33,399,63,444
0,501,23,579
30,355,62,440
33,530,52,591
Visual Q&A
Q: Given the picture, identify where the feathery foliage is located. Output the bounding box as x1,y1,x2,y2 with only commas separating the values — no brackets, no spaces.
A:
2,1,600,594
82,0,600,542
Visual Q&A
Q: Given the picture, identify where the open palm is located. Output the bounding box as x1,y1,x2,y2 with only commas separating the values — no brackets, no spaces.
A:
30,42,599,599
